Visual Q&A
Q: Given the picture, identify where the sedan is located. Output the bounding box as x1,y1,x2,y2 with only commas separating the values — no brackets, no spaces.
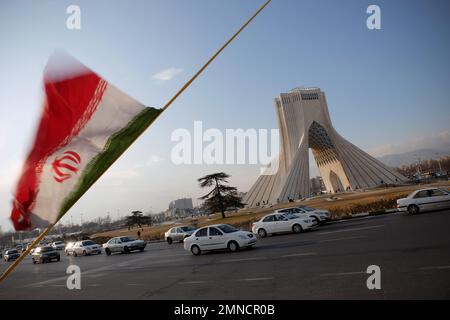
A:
51,241,65,251
397,187,450,214
71,240,102,256
275,206,331,224
183,224,257,256
3,249,20,262
251,213,316,238
32,246,60,264
65,242,75,256
103,236,146,255
164,226,197,244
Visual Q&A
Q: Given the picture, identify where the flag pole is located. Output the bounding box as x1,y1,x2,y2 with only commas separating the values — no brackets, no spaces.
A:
0,0,272,284
0,224,54,283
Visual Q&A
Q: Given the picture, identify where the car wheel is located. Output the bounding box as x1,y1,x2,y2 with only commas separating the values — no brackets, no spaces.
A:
65,251,69,256
40,258,45,264
82,250,87,256
258,228,267,238
167,237,173,245
105,248,111,256
32,259,36,264
228,241,239,252
292,224,303,233
123,246,130,254
408,204,420,215
311,216,320,225
191,245,201,256
74,251,78,257
57,256,60,262
139,247,145,252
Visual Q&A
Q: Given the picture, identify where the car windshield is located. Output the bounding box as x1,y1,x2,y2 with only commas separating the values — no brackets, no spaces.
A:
40,247,53,252
83,241,95,246
120,237,134,242
299,206,315,212
180,226,196,232
217,225,238,233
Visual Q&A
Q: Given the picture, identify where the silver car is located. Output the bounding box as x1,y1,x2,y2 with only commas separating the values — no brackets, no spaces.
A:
51,241,65,251
71,240,102,256
3,249,20,262
164,226,197,244
103,236,146,255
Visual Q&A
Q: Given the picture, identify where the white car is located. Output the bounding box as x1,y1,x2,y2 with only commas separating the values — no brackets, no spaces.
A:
275,206,331,224
51,241,65,251
183,224,257,256
252,213,316,238
397,187,450,214
103,236,146,255
65,242,75,255
71,240,102,256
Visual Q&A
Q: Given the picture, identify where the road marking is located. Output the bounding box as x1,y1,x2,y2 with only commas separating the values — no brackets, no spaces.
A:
319,236,362,243
219,257,266,263
418,265,450,271
180,281,209,284
320,271,366,277
127,283,144,286
281,252,317,258
240,277,273,281
317,225,384,235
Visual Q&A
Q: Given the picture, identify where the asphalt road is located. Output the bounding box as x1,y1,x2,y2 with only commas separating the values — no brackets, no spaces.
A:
1,210,450,299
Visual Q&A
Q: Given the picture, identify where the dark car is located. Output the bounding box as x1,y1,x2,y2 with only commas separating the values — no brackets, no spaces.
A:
32,246,60,264
3,249,20,262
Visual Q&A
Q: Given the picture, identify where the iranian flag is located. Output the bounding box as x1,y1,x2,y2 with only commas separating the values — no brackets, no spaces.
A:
11,52,161,230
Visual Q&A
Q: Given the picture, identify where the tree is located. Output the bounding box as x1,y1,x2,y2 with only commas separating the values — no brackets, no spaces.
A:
125,211,145,229
198,172,245,219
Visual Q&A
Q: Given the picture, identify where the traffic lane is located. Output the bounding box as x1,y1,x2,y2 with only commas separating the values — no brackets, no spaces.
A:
0,216,388,297
0,245,183,290
0,214,383,280
1,210,450,299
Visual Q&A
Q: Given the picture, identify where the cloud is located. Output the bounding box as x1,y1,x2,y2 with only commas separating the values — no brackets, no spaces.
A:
152,67,183,81
368,130,450,157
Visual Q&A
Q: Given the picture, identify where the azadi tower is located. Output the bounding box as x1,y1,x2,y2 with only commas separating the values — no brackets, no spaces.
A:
244,87,406,207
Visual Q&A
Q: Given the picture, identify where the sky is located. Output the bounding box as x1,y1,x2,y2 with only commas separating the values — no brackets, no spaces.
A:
0,0,449,231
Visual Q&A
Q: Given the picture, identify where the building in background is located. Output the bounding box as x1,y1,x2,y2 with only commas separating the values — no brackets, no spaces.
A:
310,176,325,196
165,198,194,218
244,87,406,207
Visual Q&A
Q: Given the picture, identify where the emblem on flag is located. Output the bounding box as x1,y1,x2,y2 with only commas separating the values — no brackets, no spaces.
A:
51,151,81,183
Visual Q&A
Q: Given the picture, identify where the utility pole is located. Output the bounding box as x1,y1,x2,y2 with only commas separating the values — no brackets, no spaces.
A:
436,152,443,173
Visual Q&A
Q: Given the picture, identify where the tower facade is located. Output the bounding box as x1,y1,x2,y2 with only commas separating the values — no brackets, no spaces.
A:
244,87,406,207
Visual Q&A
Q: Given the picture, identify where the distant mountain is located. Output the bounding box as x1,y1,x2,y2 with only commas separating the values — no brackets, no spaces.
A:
377,147,450,167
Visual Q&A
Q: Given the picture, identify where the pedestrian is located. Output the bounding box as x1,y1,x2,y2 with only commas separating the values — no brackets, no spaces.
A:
137,230,141,239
